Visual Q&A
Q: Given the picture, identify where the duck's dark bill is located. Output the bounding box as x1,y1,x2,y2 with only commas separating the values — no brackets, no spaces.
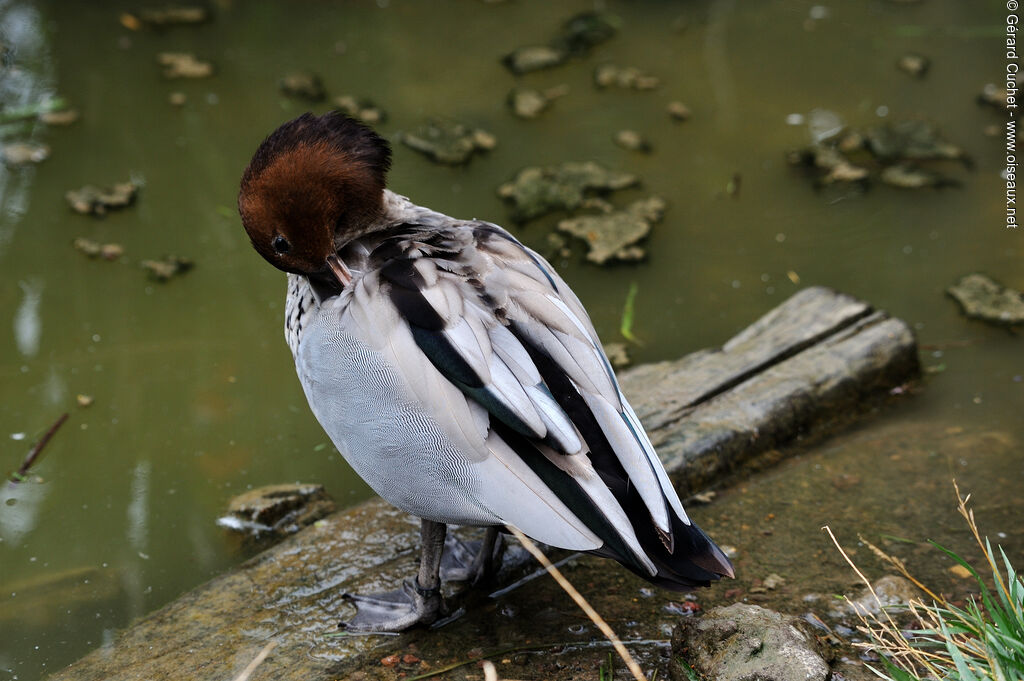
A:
327,253,352,287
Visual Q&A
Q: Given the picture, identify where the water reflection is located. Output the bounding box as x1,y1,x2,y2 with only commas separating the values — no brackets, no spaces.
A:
0,480,48,546
13,278,42,356
126,459,150,554
0,1,53,254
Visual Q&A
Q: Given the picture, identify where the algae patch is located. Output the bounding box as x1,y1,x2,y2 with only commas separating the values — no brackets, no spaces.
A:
557,196,665,264
498,161,638,223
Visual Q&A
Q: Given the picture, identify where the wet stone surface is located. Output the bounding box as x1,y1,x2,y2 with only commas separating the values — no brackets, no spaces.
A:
828,575,917,618
557,195,665,264
218,483,337,542
671,603,830,681
400,120,496,166
65,181,138,216
497,161,638,222
946,273,1024,326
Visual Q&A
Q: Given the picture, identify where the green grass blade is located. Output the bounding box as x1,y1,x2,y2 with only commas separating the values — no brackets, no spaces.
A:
620,282,640,344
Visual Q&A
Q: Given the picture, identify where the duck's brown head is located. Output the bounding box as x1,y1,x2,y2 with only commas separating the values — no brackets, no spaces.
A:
238,111,391,285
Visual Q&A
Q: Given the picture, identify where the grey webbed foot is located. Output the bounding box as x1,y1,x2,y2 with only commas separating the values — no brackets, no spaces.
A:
440,528,504,585
341,578,444,632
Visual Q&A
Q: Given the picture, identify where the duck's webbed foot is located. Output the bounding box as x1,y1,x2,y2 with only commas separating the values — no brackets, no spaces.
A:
339,518,449,633
341,578,444,632
440,526,504,585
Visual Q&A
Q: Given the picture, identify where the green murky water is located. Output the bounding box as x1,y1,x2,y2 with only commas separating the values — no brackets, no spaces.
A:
0,0,1020,678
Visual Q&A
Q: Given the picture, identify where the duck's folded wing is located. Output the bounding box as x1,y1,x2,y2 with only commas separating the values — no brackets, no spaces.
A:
360,224,733,585
342,261,606,553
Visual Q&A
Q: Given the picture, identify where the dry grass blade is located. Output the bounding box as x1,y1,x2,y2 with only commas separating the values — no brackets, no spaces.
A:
822,525,943,678
826,482,1024,680
231,640,277,681
507,526,647,681
858,533,943,603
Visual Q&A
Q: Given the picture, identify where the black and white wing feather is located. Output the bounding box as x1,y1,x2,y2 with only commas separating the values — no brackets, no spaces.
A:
346,221,733,588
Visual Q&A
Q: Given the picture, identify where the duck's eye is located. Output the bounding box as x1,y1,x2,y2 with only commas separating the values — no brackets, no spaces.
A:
272,235,291,254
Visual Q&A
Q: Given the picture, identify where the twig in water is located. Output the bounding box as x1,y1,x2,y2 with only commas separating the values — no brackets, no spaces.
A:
9,412,69,485
508,526,647,681
231,640,277,681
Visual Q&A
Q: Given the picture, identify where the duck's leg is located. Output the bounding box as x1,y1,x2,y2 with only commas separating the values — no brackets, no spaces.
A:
440,526,504,585
341,519,446,632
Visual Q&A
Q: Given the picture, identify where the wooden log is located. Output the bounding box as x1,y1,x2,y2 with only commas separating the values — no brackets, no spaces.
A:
620,286,919,494
45,287,918,681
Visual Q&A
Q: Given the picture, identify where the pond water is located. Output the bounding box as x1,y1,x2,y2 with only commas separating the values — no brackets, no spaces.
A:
0,1,1019,679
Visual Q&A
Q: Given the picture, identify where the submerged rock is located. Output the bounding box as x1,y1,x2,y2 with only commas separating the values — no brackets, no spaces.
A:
594,63,660,90
896,53,930,78
157,52,213,78
978,83,1011,110
1,141,49,165
400,120,496,165
497,161,638,222
879,163,957,189
787,118,967,190
218,483,335,541
947,273,1024,326
831,575,918,618
671,603,830,681
142,255,194,281
279,71,325,102
864,119,969,165
73,238,124,261
39,108,79,125
614,129,652,152
557,11,619,54
667,101,692,121
332,95,386,124
557,196,665,264
502,45,567,75
65,181,138,216
502,11,618,74
507,85,567,119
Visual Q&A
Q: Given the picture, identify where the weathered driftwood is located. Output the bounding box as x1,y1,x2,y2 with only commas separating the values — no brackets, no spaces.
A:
47,287,918,681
